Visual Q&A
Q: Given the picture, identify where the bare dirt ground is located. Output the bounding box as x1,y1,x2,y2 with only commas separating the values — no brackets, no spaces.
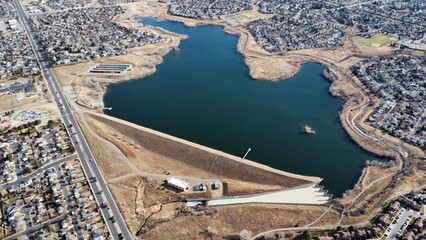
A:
0,95,14,112
107,176,183,236
221,5,274,25
76,114,133,179
141,203,340,240
108,174,340,240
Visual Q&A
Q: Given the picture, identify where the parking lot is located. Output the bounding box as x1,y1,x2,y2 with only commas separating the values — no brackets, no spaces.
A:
383,208,425,239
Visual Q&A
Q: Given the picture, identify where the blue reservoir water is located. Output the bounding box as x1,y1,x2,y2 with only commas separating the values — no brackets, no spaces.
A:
104,17,378,196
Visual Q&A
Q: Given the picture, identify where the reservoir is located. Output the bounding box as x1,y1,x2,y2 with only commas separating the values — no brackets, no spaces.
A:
104,17,378,196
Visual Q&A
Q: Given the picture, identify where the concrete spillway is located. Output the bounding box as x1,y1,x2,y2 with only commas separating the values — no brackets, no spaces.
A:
186,182,332,207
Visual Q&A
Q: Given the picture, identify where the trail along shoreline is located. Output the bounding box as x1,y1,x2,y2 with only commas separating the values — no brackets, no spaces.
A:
53,0,424,203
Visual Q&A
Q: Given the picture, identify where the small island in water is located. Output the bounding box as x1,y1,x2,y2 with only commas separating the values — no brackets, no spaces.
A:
304,125,316,135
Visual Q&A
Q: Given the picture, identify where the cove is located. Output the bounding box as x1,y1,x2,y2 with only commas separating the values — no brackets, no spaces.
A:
103,17,378,196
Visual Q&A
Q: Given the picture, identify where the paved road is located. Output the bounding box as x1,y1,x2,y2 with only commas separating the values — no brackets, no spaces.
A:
12,0,132,239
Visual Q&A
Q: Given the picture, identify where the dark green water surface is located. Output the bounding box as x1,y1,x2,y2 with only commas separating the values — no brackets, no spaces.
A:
104,17,378,196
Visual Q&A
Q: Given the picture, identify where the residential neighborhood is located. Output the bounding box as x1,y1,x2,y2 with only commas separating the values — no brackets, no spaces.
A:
0,120,74,183
245,9,344,52
1,0,18,19
0,120,109,239
164,0,425,52
164,0,252,20
329,0,425,40
22,0,94,14
353,56,426,150
314,190,426,240
29,6,164,65
0,17,38,79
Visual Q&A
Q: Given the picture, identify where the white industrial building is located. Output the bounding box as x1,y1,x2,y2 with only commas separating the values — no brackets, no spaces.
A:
167,177,189,191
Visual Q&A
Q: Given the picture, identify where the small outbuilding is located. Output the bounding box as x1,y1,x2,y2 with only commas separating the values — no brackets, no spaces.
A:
167,177,189,191
212,182,221,190
61,219,68,229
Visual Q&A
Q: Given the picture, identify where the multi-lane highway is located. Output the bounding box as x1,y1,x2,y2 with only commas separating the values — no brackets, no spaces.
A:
12,0,132,239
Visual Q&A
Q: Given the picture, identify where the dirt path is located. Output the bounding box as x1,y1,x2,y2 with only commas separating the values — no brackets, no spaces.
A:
340,173,394,206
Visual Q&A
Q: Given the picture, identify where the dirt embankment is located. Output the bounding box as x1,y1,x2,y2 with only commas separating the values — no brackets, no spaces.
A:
88,112,317,189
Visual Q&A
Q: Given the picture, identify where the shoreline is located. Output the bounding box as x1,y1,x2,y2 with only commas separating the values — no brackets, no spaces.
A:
53,0,425,206
117,1,303,81
51,2,327,192
111,1,426,202
88,111,322,184
52,22,187,109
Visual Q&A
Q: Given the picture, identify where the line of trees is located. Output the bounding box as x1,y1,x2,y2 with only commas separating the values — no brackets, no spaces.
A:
2,120,42,136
